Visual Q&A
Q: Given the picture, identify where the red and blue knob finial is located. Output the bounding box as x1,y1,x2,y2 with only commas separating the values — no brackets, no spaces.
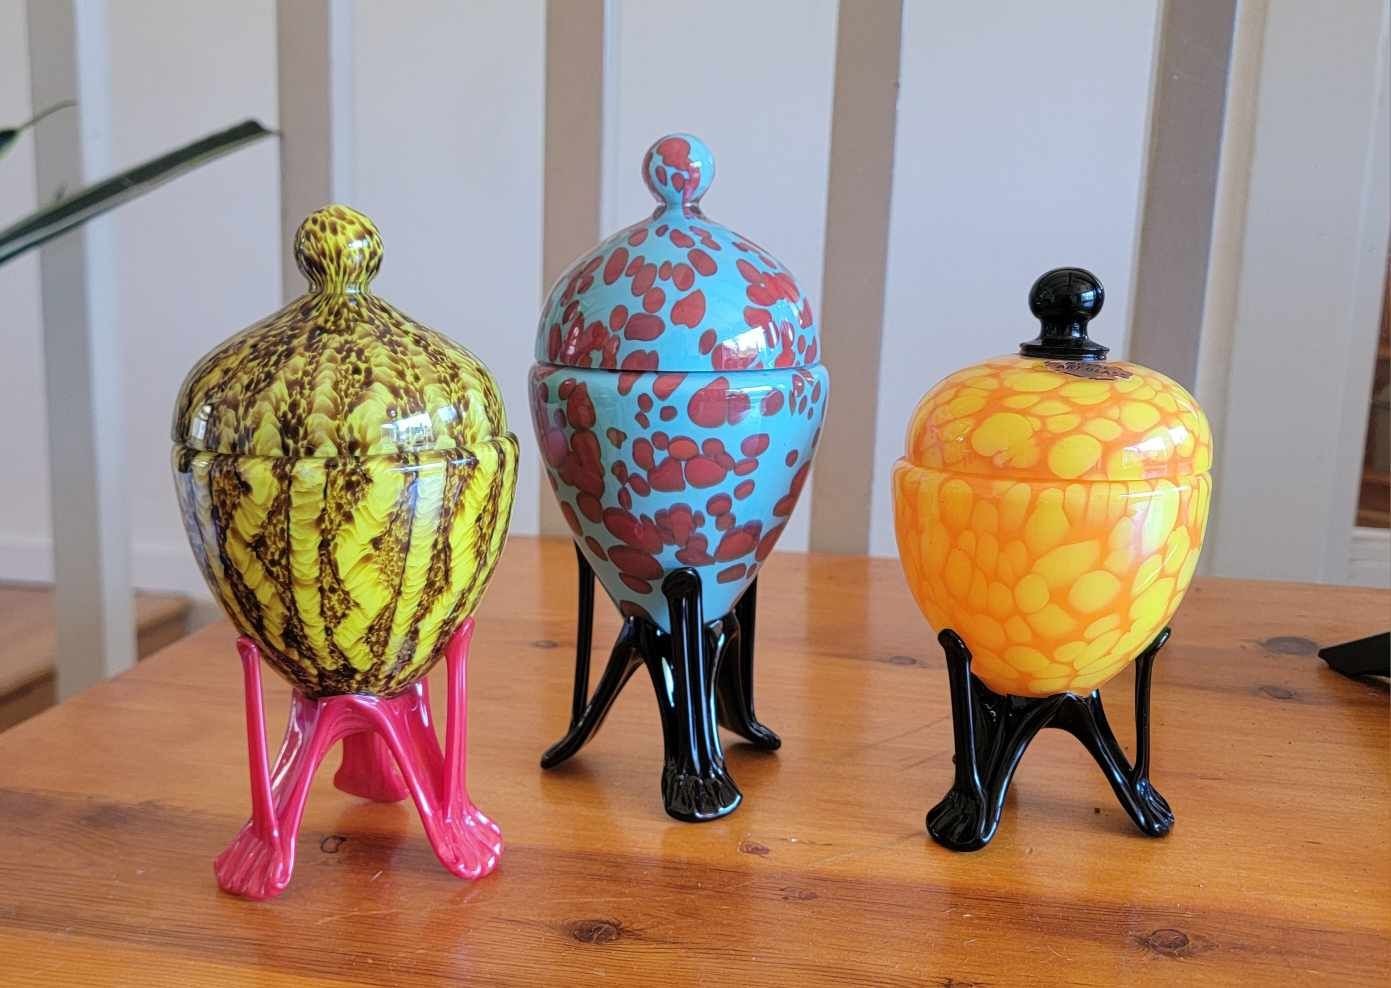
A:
642,133,715,210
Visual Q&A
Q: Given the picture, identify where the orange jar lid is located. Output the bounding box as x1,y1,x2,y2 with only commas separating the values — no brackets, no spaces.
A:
903,270,1211,482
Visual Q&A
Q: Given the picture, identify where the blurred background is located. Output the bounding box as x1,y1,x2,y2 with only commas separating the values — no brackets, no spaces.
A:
0,0,1387,722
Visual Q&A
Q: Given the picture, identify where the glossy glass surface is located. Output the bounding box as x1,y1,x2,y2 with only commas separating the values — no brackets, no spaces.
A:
536,134,820,373
902,355,1212,480
173,204,508,457
216,622,501,899
171,205,517,696
531,364,825,629
894,354,1212,697
532,134,828,632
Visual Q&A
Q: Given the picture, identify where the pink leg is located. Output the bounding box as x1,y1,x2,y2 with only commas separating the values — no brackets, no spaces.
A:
215,626,501,898
335,732,409,802
215,640,344,900
374,620,503,879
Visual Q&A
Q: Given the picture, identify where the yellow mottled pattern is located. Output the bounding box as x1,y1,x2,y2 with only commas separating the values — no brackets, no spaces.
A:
173,441,517,697
172,205,507,458
904,355,1211,481
893,356,1212,697
170,205,517,697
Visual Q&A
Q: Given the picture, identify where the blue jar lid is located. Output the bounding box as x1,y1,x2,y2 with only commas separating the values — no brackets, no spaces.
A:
536,134,820,373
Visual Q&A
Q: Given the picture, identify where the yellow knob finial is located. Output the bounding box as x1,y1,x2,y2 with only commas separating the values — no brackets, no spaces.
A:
294,204,382,292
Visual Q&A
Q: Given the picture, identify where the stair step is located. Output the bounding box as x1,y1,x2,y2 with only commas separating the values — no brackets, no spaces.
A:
0,585,193,731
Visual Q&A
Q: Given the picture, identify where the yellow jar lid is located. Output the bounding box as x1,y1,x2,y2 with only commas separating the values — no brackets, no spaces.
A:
172,205,508,458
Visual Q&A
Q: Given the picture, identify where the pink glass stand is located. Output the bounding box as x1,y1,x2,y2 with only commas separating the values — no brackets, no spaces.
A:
214,620,502,900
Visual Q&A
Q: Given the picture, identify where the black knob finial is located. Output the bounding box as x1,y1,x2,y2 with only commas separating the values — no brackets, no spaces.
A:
1020,267,1108,360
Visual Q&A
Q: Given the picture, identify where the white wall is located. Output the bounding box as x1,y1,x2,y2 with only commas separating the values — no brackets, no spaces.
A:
0,0,544,596
351,0,545,537
3,0,1383,601
601,0,840,552
108,0,281,593
0,2,280,593
0,0,53,579
867,0,1162,555
1203,0,1390,585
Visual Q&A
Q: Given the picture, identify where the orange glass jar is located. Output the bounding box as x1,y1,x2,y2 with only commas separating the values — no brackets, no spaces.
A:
893,268,1212,698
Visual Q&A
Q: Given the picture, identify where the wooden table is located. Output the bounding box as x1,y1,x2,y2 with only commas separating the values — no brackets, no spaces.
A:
0,537,1386,986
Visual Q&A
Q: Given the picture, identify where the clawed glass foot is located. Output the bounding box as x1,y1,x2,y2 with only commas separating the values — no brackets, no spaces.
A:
1129,778,1174,836
219,622,499,899
335,732,410,802
662,762,743,823
215,822,297,899
718,712,782,751
928,627,1174,851
925,782,993,852
543,552,775,822
425,807,503,880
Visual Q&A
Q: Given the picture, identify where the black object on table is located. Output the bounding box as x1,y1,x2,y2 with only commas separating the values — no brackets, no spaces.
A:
1318,632,1390,679
928,626,1175,851
540,544,778,822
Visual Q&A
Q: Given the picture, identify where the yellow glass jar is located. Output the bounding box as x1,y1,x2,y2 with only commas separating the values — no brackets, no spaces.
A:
171,205,518,697
892,268,1212,697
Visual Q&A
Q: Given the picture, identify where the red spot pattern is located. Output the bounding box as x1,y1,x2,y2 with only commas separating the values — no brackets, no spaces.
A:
688,377,751,428
537,177,816,375
653,373,686,400
688,249,717,277
741,434,770,457
625,313,664,341
712,341,762,372
715,523,762,561
617,350,658,396
530,364,829,604
685,456,726,488
670,290,706,328
655,136,693,173
648,457,684,491
756,524,785,561
632,263,658,295
773,462,811,517
604,248,628,285
531,171,832,612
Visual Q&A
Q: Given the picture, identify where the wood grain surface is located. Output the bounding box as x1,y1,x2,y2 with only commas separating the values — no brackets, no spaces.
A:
0,537,1385,986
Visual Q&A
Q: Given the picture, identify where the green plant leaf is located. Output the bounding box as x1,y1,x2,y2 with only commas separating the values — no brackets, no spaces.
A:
0,118,275,266
0,100,76,160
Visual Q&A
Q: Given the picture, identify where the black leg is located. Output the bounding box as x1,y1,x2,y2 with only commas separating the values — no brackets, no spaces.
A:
1055,628,1174,836
570,543,596,725
927,627,1175,851
926,631,989,848
646,568,741,822
927,631,1057,851
540,617,643,769
714,579,781,749
540,548,756,820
